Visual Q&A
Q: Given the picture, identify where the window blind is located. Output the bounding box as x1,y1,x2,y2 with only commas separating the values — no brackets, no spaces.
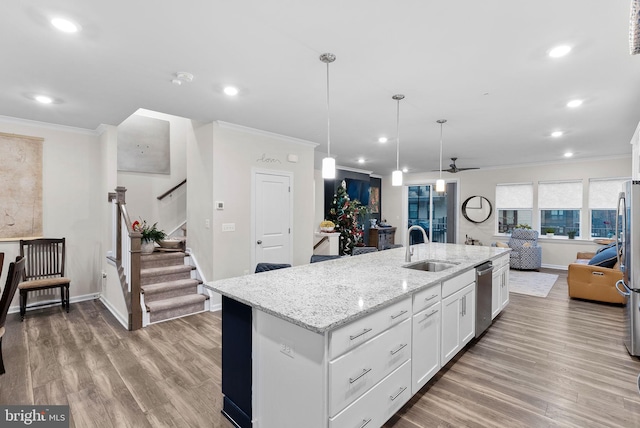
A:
495,183,533,209
538,180,582,209
588,178,627,209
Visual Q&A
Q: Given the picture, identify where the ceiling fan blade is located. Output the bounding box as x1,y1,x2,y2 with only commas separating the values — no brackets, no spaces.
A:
455,167,480,171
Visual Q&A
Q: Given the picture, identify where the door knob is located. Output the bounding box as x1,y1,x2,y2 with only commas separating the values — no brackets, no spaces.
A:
257,240,262,245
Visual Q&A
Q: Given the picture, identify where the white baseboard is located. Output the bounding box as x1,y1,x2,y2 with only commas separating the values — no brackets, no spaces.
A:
99,296,129,329
541,264,568,271
8,292,100,315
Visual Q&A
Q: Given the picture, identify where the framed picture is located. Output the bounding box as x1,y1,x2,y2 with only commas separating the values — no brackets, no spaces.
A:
369,186,380,214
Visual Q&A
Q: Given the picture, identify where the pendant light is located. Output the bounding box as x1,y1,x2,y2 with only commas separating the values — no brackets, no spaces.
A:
320,53,336,179
436,119,447,193
392,94,405,186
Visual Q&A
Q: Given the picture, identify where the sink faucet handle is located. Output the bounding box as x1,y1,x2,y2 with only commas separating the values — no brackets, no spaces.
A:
410,247,414,256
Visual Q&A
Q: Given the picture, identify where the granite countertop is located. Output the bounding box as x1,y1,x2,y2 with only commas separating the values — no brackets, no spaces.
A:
206,243,510,334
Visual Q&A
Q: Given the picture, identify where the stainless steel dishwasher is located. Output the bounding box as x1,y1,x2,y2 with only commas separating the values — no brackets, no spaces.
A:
475,261,493,338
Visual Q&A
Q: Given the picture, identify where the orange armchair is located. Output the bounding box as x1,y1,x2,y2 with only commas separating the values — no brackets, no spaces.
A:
567,252,626,304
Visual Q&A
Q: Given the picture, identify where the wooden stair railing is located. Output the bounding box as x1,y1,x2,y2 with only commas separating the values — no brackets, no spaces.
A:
108,186,143,331
157,179,186,201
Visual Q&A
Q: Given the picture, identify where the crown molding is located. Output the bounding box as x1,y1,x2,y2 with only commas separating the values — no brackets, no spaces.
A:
216,121,318,148
0,115,100,136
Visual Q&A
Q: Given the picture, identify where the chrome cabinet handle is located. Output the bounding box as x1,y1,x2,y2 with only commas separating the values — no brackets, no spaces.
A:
592,272,604,276
349,367,372,384
359,419,372,428
390,343,407,355
419,309,438,322
349,328,372,340
391,309,408,319
390,386,407,401
425,294,438,301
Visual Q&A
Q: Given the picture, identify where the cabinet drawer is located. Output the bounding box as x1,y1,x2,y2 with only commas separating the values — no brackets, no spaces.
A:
413,284,441,313
329,318,411,417
441,269,475,298
493,254,509,269
329,297,411,359
329,360,411,428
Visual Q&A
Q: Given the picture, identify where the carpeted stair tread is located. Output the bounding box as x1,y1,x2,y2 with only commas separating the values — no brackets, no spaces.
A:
141,264,195,277
140,252,186,269
146,294,208,313
141,278,201,295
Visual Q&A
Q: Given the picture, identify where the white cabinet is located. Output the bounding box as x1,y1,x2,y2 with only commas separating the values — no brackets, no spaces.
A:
411,301,440,394
500,267,510,309
491,255,510,319
329,318,411,416
441,282,475,366
329,361,411,428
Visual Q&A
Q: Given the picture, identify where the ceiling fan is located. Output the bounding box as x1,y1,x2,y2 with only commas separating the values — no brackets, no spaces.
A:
439,157,480,173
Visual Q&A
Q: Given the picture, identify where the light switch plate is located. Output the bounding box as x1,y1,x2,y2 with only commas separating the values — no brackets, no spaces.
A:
222,223,235,232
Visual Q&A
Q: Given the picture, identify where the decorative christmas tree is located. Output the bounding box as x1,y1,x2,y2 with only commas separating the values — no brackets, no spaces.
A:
327,180,369,255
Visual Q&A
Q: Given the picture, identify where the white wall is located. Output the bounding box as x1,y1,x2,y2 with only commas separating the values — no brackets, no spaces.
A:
117,109,188,236
210,122,316,279
381,156,631,268
0,117,104,310
186,121,214,283
99,124,129,325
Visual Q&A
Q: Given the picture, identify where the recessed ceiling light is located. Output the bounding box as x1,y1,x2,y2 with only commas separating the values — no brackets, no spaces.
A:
224,86,239,96
35,95,53,104
378,137,388,143
564,152,573,158
567,99,583,108
51,17,80,33
551,131,563,138
549,45,571,58
358,158,365,164
402,167,408,173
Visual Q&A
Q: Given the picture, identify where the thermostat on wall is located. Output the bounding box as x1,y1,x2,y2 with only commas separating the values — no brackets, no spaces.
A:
216,201,224,210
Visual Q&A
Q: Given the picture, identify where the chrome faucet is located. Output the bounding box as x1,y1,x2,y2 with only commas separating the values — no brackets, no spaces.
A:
406,225,429,262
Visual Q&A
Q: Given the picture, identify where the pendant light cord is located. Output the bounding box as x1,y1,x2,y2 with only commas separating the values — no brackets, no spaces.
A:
439,122,443,180
326,61,331,159
396,99,400,170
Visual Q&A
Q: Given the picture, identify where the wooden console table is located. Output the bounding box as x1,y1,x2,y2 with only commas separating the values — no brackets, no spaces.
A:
369,227,397,250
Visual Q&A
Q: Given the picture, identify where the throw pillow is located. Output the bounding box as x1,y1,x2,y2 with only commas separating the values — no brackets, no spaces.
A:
522,242,532,248
495,241,508,248
596,242,616,254
588,245,618,268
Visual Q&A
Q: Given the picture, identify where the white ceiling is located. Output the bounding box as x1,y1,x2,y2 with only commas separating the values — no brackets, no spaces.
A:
2,1,640,176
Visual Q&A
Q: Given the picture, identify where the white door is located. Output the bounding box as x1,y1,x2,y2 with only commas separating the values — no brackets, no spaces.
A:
254,172,292,267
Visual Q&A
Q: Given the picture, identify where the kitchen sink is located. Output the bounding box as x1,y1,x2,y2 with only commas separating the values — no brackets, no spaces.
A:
403,260,459,272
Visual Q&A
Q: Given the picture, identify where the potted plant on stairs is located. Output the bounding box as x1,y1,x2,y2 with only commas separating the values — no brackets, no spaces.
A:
132,220,166,254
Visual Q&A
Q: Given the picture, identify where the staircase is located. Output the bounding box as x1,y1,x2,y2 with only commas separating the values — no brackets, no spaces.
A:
140,251,209,324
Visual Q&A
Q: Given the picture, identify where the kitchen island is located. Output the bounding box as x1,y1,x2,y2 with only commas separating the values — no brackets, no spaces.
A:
207,243,510,428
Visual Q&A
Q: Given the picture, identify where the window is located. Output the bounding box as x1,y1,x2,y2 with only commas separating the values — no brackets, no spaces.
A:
495,183,533,234
407,185,451,243
538,180,582,237
589,178,626,238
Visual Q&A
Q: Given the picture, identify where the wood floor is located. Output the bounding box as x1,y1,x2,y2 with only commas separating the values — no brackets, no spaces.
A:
1,269,639,427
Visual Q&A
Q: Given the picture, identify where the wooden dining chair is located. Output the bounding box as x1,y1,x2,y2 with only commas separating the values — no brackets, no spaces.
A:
0,256,26,375
18,238,70,321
